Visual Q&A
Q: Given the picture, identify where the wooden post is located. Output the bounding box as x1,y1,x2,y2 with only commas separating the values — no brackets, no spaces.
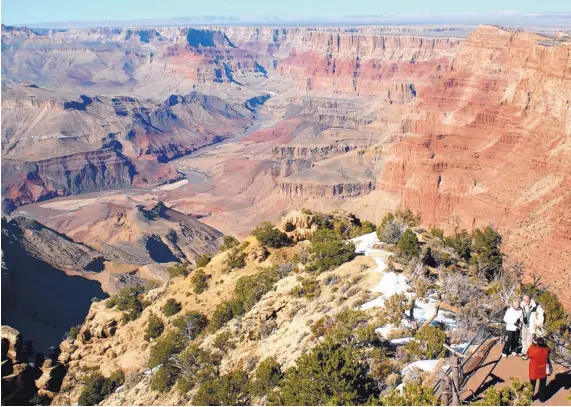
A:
440,376,452,406
451,355,461,406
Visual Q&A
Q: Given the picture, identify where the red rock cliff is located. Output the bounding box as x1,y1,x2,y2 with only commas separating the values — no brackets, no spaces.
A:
376,25,571,305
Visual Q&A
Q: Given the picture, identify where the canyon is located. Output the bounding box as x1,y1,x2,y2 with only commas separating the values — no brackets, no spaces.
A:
2,22,571,346
1,19,571,406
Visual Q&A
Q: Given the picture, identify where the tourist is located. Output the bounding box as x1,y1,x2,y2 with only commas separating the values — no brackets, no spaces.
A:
520,295,537,360
531,303,546,338
527,337,551,402
502,299,523,357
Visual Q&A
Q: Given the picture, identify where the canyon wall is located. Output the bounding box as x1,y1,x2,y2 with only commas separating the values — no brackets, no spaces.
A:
371,26,571,302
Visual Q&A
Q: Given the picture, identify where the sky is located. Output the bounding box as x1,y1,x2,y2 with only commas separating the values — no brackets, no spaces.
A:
2,0,571,25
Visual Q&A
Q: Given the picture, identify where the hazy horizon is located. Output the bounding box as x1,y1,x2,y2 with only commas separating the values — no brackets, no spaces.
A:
2,0,571,28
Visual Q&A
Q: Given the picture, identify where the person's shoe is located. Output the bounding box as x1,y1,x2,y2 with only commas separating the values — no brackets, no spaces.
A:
521,355,529,360
512,352,518,356
502,353,508,358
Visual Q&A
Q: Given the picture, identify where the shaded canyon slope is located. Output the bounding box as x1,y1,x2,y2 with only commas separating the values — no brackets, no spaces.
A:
1,216,108,353
1,202,224,352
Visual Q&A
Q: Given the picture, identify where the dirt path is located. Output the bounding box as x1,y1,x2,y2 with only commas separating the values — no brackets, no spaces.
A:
463,342,571,405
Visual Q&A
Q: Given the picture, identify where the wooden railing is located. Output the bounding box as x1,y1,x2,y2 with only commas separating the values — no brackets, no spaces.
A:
433,310,504,406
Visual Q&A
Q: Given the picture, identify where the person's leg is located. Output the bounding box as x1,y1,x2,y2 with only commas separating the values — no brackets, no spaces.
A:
530,379,537,400
538,378,547,402
521,326,530,357
502,331,514,355
512,329,521,354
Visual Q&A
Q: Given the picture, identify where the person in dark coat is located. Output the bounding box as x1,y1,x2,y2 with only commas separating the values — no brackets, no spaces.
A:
527,337,551,402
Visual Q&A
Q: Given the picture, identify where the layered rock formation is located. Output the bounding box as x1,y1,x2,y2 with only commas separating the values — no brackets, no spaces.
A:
1,86,256,211
369,26,571,305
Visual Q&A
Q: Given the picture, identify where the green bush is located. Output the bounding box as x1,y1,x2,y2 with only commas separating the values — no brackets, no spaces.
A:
221,235,240,251
397,229,420,258
537,290,569,334
376,213,407,244
196,254,212,268
377,382,438,406
168,264,187,279
210,301,239,332
173,311,209,340
475,377,532,406
213,331,235,353
290,277,321,300
382,293,411,325
148,331,186,368
377,213,395,241
174,345,219,393
308,229,356,272
268,342,377,405
191,269,210,294
105,284,147,321
349,220,377,238
444,230,472,261
395,209,422,227
151,365,176,392
235,267,280,312
323,308,381,347
471,226,503,278
252,222,291,248
250,358,283,397
523,284,569,334
311,315,334,338
145,313,165,341
405,325,447,361
428,227,444,240
193,370,250,406
225,248,246,270
66,324,81,340
78,371,125,406
162,298,182,317
377,210,421,244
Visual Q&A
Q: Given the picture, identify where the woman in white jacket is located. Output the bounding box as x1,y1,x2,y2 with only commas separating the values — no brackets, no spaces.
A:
531,304,546,335
520,295,537,359
502,299,523,357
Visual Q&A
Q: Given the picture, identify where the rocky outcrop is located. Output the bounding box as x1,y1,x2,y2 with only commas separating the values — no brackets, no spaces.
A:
1,149,137,213
278,180,375,198
46,201,224,268
272,143,371,161
277,209,320,241
1,326,66,406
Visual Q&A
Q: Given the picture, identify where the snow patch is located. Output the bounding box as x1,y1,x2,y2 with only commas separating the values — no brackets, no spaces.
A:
351,231,379,255
402,359,440,376
406,299,457,329
390,337,414,345
360,271,409,310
